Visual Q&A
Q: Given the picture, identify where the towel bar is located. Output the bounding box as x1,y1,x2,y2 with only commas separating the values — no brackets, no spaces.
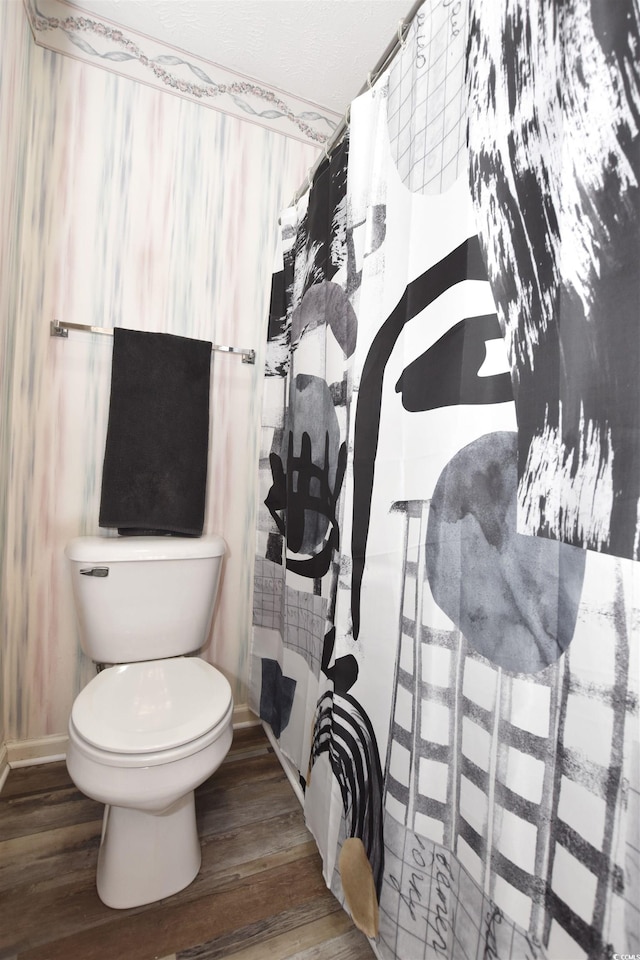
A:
50,320,256,365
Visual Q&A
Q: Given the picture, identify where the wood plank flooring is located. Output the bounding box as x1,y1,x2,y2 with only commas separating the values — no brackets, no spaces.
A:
0,726,375,960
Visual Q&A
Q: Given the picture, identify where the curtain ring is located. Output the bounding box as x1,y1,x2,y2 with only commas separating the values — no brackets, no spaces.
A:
397,18,406,48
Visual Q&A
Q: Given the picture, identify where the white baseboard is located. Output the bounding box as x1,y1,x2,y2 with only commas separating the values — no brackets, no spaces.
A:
232,703,261,729
2,704,260,778
0,743,9,793
262,721,304,808
6,734,68,768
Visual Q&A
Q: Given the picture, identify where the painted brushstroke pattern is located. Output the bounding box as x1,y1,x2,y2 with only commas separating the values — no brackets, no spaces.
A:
467,0,640,560
0,0,318,741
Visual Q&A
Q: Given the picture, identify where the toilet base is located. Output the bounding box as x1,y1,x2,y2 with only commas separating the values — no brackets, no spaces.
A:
96,791,201,908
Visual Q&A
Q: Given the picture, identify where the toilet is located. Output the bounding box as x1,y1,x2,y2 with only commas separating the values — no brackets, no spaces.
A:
64,534,233,909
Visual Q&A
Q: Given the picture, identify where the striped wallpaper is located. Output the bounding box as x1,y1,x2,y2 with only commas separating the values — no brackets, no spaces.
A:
0,0,318,742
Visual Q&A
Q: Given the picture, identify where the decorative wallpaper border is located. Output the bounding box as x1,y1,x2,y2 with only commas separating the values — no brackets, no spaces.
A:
23,0,340,146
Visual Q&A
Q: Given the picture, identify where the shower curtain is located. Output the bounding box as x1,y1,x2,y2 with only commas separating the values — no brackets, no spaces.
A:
250,1,640,958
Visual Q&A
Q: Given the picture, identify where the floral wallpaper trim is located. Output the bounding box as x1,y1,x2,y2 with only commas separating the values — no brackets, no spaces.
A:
23,0,340,146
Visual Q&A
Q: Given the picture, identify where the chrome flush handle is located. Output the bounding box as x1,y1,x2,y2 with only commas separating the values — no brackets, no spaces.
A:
80,567,109,577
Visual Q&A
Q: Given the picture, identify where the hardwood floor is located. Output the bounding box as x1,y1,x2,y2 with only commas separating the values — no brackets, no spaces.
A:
0,726,375,960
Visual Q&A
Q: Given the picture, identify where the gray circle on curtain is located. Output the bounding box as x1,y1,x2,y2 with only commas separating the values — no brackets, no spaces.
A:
425,431,586,673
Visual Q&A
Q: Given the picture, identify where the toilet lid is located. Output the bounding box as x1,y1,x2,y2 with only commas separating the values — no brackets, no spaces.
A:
71,657,233,754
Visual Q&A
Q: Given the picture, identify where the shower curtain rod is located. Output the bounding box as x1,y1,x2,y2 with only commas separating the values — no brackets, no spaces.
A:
50,319,256,364
291,0,425,205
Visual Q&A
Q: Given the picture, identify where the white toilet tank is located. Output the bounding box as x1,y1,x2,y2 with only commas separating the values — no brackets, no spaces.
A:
65,535,226,664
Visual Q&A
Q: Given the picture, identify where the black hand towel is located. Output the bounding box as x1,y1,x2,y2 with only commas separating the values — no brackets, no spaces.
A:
99,327,212,537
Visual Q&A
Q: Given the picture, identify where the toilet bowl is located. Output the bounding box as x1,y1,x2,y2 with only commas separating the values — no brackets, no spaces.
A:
67,657,233,908
64,534,232,909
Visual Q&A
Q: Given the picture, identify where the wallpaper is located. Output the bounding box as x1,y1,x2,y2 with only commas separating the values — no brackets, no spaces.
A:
0,0,318,742
24,0,341,147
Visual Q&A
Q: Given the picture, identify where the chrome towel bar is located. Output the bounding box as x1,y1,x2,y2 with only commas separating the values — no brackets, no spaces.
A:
50,319,256,365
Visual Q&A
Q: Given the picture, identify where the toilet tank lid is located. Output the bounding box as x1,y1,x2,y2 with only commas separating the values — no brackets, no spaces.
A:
65,534,226,562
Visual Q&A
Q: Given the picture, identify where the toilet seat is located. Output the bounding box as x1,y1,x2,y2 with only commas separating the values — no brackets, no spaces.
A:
70,657,233,767
68,705,233,768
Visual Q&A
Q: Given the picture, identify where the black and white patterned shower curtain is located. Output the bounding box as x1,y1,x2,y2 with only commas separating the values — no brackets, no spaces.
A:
250,2,640,958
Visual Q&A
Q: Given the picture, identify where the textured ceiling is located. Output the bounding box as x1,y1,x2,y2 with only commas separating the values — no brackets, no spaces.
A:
68,0,413,115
